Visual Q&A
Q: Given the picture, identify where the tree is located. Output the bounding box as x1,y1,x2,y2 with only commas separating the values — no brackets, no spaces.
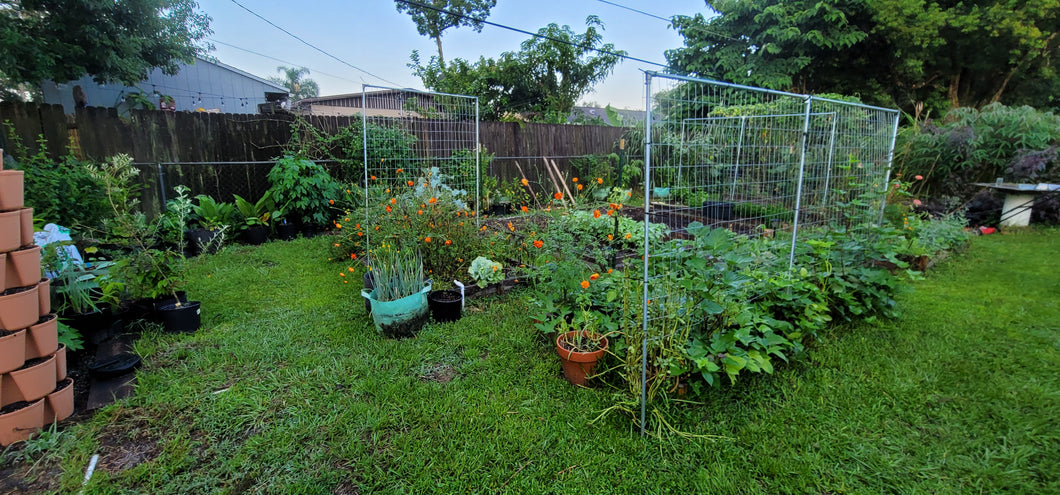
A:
268,66,320,103
0,0,211,94
395,0,496,66
411,16,625,121
666,0,1060,115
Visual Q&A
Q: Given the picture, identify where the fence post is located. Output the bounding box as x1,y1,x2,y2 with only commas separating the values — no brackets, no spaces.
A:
640,72,653,438
788,97,814,269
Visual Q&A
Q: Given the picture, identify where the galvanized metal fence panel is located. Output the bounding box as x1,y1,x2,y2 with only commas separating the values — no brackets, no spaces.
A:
638,71,899,434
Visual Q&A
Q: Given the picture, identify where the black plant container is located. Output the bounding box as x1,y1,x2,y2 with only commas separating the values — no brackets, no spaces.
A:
152,291,188,313
243,225,268,245
64,307,114,344
703,201,734,221
157,300,201,333
428,290,462,323
276,221,298,240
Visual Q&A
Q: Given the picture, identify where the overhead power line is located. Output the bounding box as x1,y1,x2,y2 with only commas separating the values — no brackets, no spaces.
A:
594,0,743,43
228,0,402,86
394,0,668,69
208,38,362,85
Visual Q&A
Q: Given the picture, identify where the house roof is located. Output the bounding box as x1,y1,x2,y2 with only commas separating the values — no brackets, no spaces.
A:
199,57,288,93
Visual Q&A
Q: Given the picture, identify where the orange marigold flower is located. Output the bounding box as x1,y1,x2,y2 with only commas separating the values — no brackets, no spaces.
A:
593,209,601,218
597,177,603,184
385,205,392,213
607,234,614,241
577,184,583,191
610,203,620,210
370,175,377,180
428,197,437,204
590,273,600,281
521,178,529,186
347,267,355,272
625,232,632,239
554,192,563,200
580,280,590,289
572,177,579,182
606,210,613,216
375,226,380,230
351,253,357,259
480,225,488,231
334,243,340,247
328,199,335,205
407,181,414,187
521,205,529,213
533,239,543,248
418,209,424,215
607,268,613,274
445,239,452,246
339,273,346,277
396,168,404,173
335,223,342,229
390,198,397,204
507,222,515,232
424,236,431,243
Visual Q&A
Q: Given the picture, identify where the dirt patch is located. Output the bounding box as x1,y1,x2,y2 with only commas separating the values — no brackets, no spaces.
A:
0,465,62,494
418,363,459,383
95,428,161,473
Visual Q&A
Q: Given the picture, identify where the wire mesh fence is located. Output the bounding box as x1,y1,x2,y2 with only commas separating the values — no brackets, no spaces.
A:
637,71,899,432
361,86,480,233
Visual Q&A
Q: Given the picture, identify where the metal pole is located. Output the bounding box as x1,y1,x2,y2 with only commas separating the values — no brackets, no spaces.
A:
640,72,653,437
729,116,747,202
474,98,481,227
878,113,902,224
788,97,813,269
156,163,168,207
821,114,839,206
362,85,371,244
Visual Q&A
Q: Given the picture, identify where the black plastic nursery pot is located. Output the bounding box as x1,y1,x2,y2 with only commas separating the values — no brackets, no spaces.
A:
276,221,298,241
702,201,734,221
157,300,201,333
428,290,462,323
242,225,268,245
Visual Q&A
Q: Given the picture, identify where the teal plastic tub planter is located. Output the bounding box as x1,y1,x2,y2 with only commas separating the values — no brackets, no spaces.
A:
362,281,432,338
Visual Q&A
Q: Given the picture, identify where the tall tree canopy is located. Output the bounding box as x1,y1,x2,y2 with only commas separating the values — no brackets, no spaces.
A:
666,0,1060,114
395,0,497,66
411,16,625,121
268,66,319,103
0,0,212,94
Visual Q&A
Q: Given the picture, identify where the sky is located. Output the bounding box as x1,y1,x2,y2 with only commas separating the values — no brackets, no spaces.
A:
196,0,710,110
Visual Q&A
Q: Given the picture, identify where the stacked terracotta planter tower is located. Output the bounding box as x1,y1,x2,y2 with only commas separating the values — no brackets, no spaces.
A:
0,150,73,446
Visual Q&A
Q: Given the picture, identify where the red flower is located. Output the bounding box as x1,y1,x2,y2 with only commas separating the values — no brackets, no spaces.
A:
445,239,452,246
589,273,599,281
533,239,543,249
553,192,563,200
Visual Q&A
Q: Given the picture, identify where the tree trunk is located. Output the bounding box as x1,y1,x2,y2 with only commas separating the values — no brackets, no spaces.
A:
435,35,445,68
948,72,961,108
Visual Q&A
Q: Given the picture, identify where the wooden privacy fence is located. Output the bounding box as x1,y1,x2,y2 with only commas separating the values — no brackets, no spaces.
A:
0,102,630,213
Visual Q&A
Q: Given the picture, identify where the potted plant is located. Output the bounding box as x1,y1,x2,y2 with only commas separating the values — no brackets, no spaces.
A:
265,155,342,236
361,248,431,338
554,309,610,386
468,256,504,290
188,194,234,254
87,158,201,334
233,192,279,245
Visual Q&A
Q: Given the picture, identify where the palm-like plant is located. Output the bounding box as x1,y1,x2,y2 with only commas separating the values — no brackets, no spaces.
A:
268,66,319,103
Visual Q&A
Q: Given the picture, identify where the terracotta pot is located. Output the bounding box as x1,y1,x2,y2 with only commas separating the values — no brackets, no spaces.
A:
0,169,23,212
37,278,50,316
43,378,74,423
0,328,26,374
0,211,19,252
555,331,609,387
25,314,58,360
0,285,38,331
0,253,6,293
4,245,41,290
0,398,43,447
18,207,32,247
54,343,66,381
1,354,57,406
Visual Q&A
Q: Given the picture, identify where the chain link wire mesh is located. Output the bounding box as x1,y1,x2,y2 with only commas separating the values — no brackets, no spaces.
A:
361,86,479,236
637,71,899,433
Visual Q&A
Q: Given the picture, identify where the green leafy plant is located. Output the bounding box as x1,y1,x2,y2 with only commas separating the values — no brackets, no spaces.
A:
191,194,235,230
233,192,279,229
266,155,343,227
368,248,425,302
468,256,503,288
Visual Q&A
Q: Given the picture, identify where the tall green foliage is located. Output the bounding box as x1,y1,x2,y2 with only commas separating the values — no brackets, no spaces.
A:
666,0,1060,115
411,16,625,121
896,103,1060,198
0,0,211,88
394,0,496,65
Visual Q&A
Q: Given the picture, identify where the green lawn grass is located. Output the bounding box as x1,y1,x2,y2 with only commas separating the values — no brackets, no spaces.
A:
10,229,1058,493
